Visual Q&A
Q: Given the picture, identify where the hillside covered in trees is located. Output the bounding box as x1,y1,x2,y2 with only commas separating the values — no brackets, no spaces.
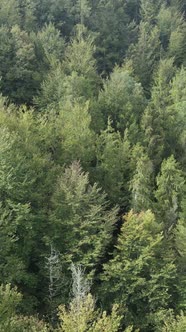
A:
0,0,185,331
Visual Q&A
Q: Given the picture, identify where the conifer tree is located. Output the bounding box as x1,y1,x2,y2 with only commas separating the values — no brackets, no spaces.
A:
162,312,186,332
57,264,127,332
49,161,118,299
0,284,48,331
58,101,96,166
140,0,161,24
175,219,186,309
37,22,65,62
127,21,160,95
141,58,177,166
95,121,131,207
96,64,146,135
36,24,99,111
130,153,153,212
100,210,176,331
155,155,185,233
0,0,20,27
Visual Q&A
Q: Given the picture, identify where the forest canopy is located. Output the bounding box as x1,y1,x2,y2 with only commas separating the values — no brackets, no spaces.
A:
0,0,185,331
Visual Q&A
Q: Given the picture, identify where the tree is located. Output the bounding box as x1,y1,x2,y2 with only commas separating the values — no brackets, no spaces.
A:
63,24,100,98
157,5,184,51
95,121,131,207
130,153,153,212
162,312,186,332
0,0,20,27
168,67,186,165
70,0,91,25
140,0,162,24
34,62,66,111
36,25,99,110
49,161,118,299
17,0,37,32
45,245,63,324
57,264,127,332
175,220,186,310
0,107,57,312
0,284,48,331
127,22,160,95
168,24,186,67
37,22,65,62
141,58,178,167
57,101,96,166
0,25,49,105
88,0,133,74
100,210,176,331
155,155,185,233
95,64,146,136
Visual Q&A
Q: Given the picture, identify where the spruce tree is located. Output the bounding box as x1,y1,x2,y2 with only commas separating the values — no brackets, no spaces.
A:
100,210,176,331
155,155,185,233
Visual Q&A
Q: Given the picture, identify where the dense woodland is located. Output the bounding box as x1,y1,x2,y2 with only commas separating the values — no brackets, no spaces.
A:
0,0,186,331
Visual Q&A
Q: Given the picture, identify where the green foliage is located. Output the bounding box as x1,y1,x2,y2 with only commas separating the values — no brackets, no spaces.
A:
0,284,22,327
17,0,37,32
101,210,176,331
95,121,131,207
175,220,186,309
36,25,99,110
37,23,65,62
0,25,49,104
162,312,186,332
34,62,66,111
63,24,99,98
0,0,185,328
64,24,95,75
57,101,95,165
127,22,160,94
0,0,20,27
141,59,185,166
96,65,146,135
50,161,118,278
57,265,125,332
169,67,186,165
0,284,48,331
58,295,125,332
0,107,57,311
130,153,153,212
155,155,185,232
157,5,184,50
140,0,161,24
70,0,91,25
90,0,132,74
